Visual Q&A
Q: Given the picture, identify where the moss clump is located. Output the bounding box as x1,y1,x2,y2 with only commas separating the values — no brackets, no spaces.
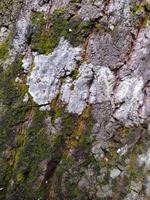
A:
30,10,68,54
71,68,79,80
0,41,9,60
0,58,30,199
7,108,50,200
50,97,65,124
131,1,150,27
30,8,94,54
16,172,24,182
132,3,142,14
64,15,94,46
132,1,150,15
0,58,29,151
0,58,25,107
70,84,75,90
0,34,12,60
49,106,96,199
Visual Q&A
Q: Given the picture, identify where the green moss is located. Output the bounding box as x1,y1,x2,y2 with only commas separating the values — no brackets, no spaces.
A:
55,156,80,199
31,12,45,26
0,58,26,106
0,57,31,199
55,154,80,197
70,84,75,90
50,107,96,199
50,97,65,124
64,15,93,46
0,58,29,150
51,8,93,47
64,175,80,198
70,0,82,3
0,157,13,199
6,108,51,199
0,33,12,60
16,172,24,182
95,22,102,29
30,8,94,54
30,10,67,54
71,68,79,80
131,1,150,25
62,112,78,137
132,3,142,14
0,41,9,60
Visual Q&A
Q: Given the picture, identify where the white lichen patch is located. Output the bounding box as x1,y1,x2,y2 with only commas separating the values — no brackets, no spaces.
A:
27,40,115,114
27,37,82,105
0,27,9,43
61,63,94,114
113,76,144,125
61,64,114,114
117,23,150,125
110,168,121,179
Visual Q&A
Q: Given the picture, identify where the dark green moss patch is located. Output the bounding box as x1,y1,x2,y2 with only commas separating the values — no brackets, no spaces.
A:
131,1,150,27
7,108,50,200
0,33,12,60
30,9,94,54
71,68,79,80
0,58,28,149
0,58,30,199
48,107,96,199
132,3,143,14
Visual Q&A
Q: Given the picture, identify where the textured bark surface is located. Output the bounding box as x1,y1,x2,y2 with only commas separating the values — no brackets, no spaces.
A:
0,0,150,199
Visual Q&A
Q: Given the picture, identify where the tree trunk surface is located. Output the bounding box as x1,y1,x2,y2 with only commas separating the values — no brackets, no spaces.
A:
0,0,150,199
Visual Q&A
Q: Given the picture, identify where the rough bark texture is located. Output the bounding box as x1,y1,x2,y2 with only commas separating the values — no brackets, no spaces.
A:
0,0,150,199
